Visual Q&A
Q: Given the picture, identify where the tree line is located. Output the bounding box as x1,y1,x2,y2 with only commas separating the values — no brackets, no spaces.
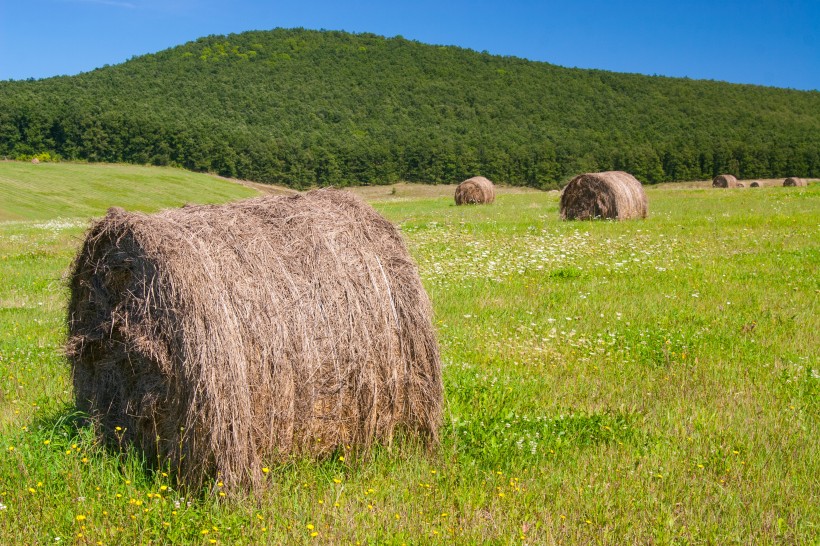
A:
1,28,818,188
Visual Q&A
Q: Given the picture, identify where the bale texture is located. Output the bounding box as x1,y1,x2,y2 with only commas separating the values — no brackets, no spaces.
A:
750,181,760,187
67,189,443,492
559,171,647,220
783,177,806,187
454,176,495,205
712,174,738,188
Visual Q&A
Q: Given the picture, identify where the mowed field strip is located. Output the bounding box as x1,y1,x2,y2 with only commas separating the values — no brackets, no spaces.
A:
0,162,817,543
0,162,257,222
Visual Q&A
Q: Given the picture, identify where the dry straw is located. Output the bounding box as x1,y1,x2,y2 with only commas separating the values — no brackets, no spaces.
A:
559,171,647,220
712,174,738,188
783,177,807,187
66,189,443,493
454,176,495,205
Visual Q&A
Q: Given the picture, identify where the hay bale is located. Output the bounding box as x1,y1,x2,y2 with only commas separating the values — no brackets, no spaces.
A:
736,182,745,188
559,171,647,220
31,157,39,164
783,177,806,187
750,181,760,187
454,176,495,205
712,174,738,188
66,189,442,492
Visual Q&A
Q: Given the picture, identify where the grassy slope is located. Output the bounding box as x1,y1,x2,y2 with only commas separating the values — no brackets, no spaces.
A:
0,162,258,222
0,176,817,543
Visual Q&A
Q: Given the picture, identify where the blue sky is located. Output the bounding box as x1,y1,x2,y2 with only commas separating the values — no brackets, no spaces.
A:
1,0,818,90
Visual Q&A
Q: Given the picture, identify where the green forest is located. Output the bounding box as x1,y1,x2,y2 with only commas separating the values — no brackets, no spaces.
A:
1,28,819,188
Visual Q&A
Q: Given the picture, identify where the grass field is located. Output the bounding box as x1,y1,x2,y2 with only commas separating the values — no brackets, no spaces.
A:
0,163,818,544
0,162,257,221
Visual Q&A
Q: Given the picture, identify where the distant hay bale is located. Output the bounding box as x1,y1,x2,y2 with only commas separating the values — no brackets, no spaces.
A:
454,176,495,205
559,171,647,221
31,158,39,164
66,189,443,492
783,177,806,187
750,181,760,187
712,174,738,188
736,182,745,188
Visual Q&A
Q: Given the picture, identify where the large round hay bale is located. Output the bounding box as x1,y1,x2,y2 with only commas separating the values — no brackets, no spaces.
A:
66,189,442,492
750,181,760,187
783,177,806,187
559,171,647,220
712,174,738,188
454,176,495,205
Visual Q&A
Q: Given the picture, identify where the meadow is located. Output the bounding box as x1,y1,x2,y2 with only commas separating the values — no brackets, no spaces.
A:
0,163,817,544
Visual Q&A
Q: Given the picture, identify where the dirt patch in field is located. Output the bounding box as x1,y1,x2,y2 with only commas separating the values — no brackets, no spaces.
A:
214,175,299,196
346,182,541,202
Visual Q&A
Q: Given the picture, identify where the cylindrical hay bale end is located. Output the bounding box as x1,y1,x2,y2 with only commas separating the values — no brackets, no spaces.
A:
783,177,806,187
559,171,647,221
66,189,443,492
712,174,738,188
750,181,760,188
454,176,495,205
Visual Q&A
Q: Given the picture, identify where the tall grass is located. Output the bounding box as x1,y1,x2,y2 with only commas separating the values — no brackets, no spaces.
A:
0,172,817,543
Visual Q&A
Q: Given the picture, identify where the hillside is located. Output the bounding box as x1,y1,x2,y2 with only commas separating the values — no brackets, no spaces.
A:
0,162,257,221
1,28,819,188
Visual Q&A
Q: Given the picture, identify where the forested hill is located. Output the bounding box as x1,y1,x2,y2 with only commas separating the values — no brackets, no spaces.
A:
2,28,819,188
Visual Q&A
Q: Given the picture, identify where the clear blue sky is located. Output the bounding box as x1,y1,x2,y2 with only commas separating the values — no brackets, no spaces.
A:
1,0,819,90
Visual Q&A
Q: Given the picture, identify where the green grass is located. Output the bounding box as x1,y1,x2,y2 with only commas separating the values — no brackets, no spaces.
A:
0,170,818,544
0,162,257,221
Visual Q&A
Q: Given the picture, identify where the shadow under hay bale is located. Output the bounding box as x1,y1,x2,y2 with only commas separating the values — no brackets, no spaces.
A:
66,189,443,493
559,171,647,221
783,177,806,187
712,174,738,188
454,176,495,205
